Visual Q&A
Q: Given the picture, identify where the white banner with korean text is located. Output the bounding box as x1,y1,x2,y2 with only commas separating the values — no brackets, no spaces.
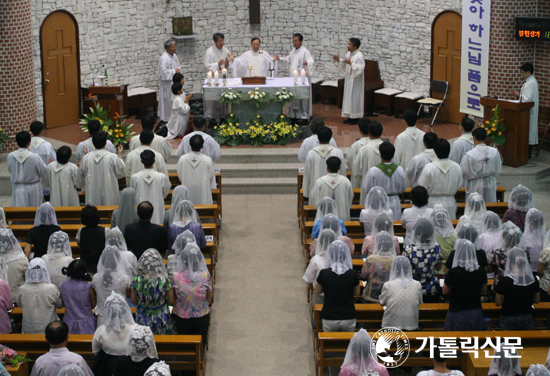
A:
460,0,492,117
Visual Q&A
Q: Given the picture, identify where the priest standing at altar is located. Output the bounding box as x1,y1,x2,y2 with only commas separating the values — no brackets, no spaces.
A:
204,33,234,124
512,62,539,158
232,38,276,78
157,40,181,123
273,33,315,125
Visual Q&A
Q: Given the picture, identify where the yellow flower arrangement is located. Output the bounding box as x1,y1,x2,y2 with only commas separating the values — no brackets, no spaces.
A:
480,104,505,146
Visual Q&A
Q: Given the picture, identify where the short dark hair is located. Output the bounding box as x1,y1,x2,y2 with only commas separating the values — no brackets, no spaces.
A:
326,156,341,173
87,119,102,135
16,131,31,148
139,129,155,145
318,127,332,143
349,38,361,48
92,131,107,149
140,149,155,168
251,37,260,44
137,201,154,220
141,114,156,131
56,146,71,164
293,33,303,41
309,118,325,134
172,73,184,84
358,118,371,135
434,138,451,159
81,205,100,227
472,127,487,141
379,141,395,160
403,109,417,127
410,186,429,207
45,321,69,345
172,83,183,95
368,121,383,138
62,259,91,281
190,134,204,151
461,116,475,132
193,116,206,130
520,62,534,74
433,344,447,363
423,132,438,149
30,121,44,136
213,33,225,42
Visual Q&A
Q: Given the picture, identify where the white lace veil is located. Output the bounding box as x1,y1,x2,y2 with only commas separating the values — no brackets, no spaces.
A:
457,221,480,248
25,258,52,284
0,259,9,282
176,243,209,283
0,208,6,228
508,184,533,212
127,325,158,362
106,227,128,251
451,239,479,272
117,188,137,236
172,230,197,256
341,328,377,376
34,202,58,227
411,217,437,249
524,208,546,250
431,203,456,238
103,290,135,332
488,350,521,376
316,229,337,257
46,231,72,260
373,231,398,257
315,197,339,223
0,228,26,264
319,214,343,238
500,221,523,252
57,364,86,376
172,200,201,227
97,245,129,290
365,186,390,212
371,211,394,238
144,361,171,376
138,249,168,281
389,255,414,288
483,212,502,234
457,193,486,231
169,185,190,225
325,240,352,275
526,364,550,376
504,247,535,286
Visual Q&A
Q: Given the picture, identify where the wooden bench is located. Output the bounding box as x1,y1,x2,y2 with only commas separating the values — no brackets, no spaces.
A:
465,347,547,376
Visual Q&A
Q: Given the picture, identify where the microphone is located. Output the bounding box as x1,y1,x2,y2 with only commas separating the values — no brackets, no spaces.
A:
93,64,105,86
259,51,274,75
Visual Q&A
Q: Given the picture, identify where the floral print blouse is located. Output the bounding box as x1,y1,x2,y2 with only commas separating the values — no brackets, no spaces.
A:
172,270,212,319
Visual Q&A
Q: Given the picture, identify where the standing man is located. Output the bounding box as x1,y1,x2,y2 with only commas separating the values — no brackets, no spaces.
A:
332,38,365,125
512,63,539,158
274,33,315,125
232,38,275,78
157,40,181,123
204,33,234,124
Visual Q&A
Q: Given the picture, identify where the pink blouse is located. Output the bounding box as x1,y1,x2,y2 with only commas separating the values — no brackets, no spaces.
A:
172,271,212,319
361,236,400,256
0,281,12,333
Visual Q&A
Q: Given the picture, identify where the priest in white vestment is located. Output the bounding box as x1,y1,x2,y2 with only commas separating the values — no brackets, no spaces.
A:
513,62,539,155
346,119,370,180
75,120,117,163
41,146,83,207
125,130,169,186
332,38,365,124
177,134,215,205
302,127,346,200
309,156,354,221
393,110,425,173
79,132,125,206
157,40,181,122
406,132,438,188
232,37,276,78
7,131,46,207
460,128,502,203
130,150,171,225
298,118,337,163
449,117,475,164
128,114,172,161
204,33,234,121
360,141,406,219
418,139,463,219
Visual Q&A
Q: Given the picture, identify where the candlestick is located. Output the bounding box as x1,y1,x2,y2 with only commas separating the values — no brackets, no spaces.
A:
207,71,212,86
301,69,306,85
293,69,298,86
214,71,219,86
222,68,227,85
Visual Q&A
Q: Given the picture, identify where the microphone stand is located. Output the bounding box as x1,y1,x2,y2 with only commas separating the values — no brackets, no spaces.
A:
259,51,274,78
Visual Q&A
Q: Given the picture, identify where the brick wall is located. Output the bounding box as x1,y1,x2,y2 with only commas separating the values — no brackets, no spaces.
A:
0,0,37,152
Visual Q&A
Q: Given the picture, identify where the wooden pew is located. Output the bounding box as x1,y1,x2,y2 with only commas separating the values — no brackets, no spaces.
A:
120,172,222,193
464,347,547,376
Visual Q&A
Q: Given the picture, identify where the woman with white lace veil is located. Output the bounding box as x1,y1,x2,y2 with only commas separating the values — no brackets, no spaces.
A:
526,364,550,376
495,247,539,330
112,325,160,376
361,211,399,256
310,213,353,258
359,186,393,236
144,361,171,376
339,328,390,376
316,240,359,332
503,184,534,232
92,246,132,327
106,227,138,277
479,211,503,261
167,200,206,250
443,239,487,331
402,186,433,247
431,204,456,276
487,350,522,376
0,228,28,302
456,192,487,232
42,231,74,287
445,222,489,273
362,231,398,303
303,228,337,305
311,197,345,238
16,258,63,334
131,249,174,334
167,230,197,275
538,232,550,302
24,202,61,258
0,259,13,333
92,291,136,376
111,188,139,236
488,221,524,288
524,208,546,272
379,256,422,330
57,364,86,376
163,185,190,230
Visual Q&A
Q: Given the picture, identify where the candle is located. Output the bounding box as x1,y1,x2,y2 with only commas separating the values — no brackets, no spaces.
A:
301,69,306,78
293,69,298,84
214,70,219,84
207,71,212,85
222,68,227,79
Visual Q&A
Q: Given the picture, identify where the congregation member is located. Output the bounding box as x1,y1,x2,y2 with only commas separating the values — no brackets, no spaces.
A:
488,221,525,288
445,222,489,273
177,134,215,205
303,229,337,305
338,329,390,376
503,184,534,232
524,208,546,272
29,121,56,167
77,205,107,274
232,37,275,78
479,212,504,263
59,259,96,334
310,213,354,258
401,186,433,247
129,114,172,161
460,128,502,202
42,146,83,206
456,192,487,231
346,119,370,186
167,200,207,250
130,150,171,225
106,228,138,276
360,141,406,220
394,109,426,171
111,188,139,235
144,361,171,376
75,120,117,163
166,82,192,139
406,132,438,187
163,186,189,230
361,212,400,257
157,40,181,123
417,346,466,376
0,261,13,333
332,38,365,125
30,321,93,376
359,186,393,236
0,208,5,228
8,131,46,207
449,116,475,164
512,63,539,158
112,325,160,376
167,231,197,274
418,138,462,219
352,121,387,187
309,156,354,221
361,231,397,303
178,116,221,166
204,33,233,122
125,130,169,186
487,351,522,376
310,198,347,242
124,202,168,259
298,118,337,163
42,231,73,287
538,232,550,301
24,202,61,258
0,228,28,301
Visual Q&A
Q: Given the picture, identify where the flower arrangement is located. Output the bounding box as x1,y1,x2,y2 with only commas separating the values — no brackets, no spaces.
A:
213,114,245,147
219,88,242,105
0,346,30,368
79,102,113,132
481,104,506,146
108,114,136,147
246,87,270,109
273,88,296,106
80,103,134,146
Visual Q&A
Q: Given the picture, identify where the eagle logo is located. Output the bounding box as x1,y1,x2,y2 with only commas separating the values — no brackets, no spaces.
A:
370,328,410,368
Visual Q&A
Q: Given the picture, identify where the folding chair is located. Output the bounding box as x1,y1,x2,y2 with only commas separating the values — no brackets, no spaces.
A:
417,80,449,126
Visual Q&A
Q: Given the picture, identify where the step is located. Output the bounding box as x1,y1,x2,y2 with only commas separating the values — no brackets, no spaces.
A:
221,177,296,194
167,163,302,179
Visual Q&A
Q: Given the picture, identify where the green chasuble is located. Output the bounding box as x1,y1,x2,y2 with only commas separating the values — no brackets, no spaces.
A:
375,163,399,178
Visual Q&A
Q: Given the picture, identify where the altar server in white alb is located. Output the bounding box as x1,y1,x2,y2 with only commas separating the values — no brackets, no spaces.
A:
394,110,425,172
303,127,346,201
460,128,502,203
232,37,276,78
42,146,83,207
130,150,171,225
157,40,181,122
204,33,233,122
512,62,539,158
309,157,354,221
129,114,172,161
273,33,315,122
178,116,221,161
79,132,125,206
8,131,46,207
29,121,56,169
298,118,337,163
125,130,169,186
332,38,365,125
449,116,475,164
346,119,370,181
166,83,192,139
75,120,117,164
406,132,438,188
177,134,215,205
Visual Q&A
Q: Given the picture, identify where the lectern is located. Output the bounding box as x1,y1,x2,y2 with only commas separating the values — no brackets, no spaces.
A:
480,97,534,167
88,84,126,119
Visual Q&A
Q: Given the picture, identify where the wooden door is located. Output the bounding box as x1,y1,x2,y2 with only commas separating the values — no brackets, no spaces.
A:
432,11,462,124
41,11,80,128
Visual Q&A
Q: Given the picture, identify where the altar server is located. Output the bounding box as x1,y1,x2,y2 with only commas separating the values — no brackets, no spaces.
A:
129,114,172,161
232,37,275,78
346,119,370,183
8,131,46,207
125,130,168,186
394,110,425,172
298,118,337,163
449,116,475,164
178,116,221,162
406,132,438,188
29,121,56,169
42,146,83,207
157,40,181,122
204,33,233,122
75,120,117,163
177,135,215,205
166,83,192,139
513,63,539,158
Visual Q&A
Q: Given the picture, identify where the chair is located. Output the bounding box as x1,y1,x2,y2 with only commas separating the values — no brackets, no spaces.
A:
363,60,384,114
536,105,550,157
320,62,344,107
417,80,449,126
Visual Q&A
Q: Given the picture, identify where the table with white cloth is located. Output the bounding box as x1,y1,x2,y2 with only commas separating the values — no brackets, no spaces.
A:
202,77,310,125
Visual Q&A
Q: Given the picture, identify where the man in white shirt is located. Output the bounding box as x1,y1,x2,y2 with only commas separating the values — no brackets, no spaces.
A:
232,37,275,78
75,120,117,163
30,321,93,376
298,118,337,163
406,132,438,188
125,130,169,186
309,156,354,221
394,109,425,172
158,40,181,122
177,134,215,205
332,38,365,125
204,33,234,123
346,119,370,183
512,62,539,158
42,146,83,207
460,128,502,203
449,116,475,164
129,114,172,161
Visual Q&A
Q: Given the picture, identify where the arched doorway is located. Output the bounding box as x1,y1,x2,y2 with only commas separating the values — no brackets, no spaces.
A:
431,11,462,124
40,11,80,128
